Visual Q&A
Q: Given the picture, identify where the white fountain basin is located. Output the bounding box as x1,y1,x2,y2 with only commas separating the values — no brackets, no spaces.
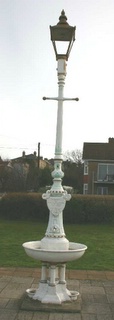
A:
22,241,87,263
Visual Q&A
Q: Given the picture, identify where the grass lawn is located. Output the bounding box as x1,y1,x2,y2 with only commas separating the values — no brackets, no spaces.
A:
0,220,114,271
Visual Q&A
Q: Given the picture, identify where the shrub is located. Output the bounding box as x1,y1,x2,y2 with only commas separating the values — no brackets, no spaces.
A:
0,193,114,224
64,195,114,224
0,193,48,222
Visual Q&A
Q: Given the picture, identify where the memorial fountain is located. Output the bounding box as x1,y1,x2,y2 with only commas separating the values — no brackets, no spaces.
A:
23,10,87,304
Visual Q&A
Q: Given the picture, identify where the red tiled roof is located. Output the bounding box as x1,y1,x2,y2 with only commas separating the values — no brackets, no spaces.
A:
83,138,114,160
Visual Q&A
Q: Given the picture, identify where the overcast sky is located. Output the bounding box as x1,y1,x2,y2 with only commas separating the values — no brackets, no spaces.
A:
0,0,114,160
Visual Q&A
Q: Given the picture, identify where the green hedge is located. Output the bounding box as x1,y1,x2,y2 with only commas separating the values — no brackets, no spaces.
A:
0,193,114,223
0,193,48,222
64,195,114,224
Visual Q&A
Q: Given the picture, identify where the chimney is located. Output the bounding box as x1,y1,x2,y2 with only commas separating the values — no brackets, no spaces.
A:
38,142,40,168
109,137,114,144
22,151,25,158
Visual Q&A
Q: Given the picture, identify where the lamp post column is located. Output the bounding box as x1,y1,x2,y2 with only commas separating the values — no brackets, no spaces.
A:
55,59,66,159
50,59,66,194
41,58,71,250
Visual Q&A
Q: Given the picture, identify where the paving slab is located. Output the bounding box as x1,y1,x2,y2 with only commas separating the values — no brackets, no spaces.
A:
80,284,105,295
82,315,98,320
15,310,34,320
0,268,114,320
97,315,114,320
81,302,112,315
0,310,17,320
48,314,81,320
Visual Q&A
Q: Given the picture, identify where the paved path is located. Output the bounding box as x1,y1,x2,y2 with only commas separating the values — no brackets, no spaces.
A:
0,268,114,320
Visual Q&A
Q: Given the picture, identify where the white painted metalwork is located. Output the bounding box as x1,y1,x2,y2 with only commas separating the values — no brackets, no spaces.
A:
23,10,87,305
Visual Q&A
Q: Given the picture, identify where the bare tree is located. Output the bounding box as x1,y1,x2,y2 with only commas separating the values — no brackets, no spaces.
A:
62,149,83,193
63,149,82,165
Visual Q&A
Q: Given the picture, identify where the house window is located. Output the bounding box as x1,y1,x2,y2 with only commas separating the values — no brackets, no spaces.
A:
108,165,114,180
84,161,88,175
97,187,108,195
98,164,114,181
83,183,88,194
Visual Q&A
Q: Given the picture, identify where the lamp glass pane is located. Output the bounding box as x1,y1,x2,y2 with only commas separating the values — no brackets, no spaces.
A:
55,41,69,55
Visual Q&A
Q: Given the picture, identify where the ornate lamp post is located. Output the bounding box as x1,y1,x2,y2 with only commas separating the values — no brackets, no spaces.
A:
41,10,79,251
23,10,87,305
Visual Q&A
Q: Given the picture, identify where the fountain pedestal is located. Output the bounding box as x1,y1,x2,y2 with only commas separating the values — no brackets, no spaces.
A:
26,263,79,304
23,240,87,304
23,189,87,304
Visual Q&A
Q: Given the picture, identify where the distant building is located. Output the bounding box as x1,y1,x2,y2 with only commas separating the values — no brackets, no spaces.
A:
0,152,52,192
83,138,114,195
11,151,52,170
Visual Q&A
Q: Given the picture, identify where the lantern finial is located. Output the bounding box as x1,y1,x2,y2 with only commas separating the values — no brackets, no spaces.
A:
58,10,68,25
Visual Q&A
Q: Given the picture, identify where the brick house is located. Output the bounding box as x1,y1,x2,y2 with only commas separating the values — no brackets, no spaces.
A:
11,151,51,170
83,138,114,195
